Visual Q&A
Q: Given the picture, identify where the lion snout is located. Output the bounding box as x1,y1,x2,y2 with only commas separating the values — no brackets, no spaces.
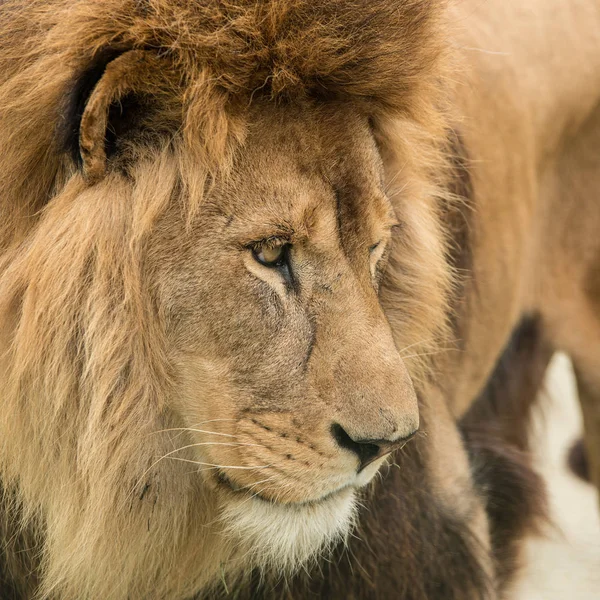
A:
328,349,420,464
211,408,418,505
330,422,418,471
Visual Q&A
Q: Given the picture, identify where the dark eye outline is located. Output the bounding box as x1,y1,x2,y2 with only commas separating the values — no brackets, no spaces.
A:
251,242,291,268
249,241,295,290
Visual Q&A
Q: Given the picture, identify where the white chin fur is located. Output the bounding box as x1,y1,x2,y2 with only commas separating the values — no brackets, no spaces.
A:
221,487,357,573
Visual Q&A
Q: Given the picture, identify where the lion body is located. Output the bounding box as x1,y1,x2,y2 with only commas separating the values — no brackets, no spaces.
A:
444,0,600,417
0,1,599,599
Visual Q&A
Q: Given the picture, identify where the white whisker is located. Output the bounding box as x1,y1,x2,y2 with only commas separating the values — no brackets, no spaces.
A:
166,457,271,470
383,162,408,195
131,441,266,497
460,46,510,56
149,427,238,438
401,350,447,360
397,338,432,355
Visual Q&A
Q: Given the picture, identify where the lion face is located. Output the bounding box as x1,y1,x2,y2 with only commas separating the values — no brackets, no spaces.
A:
145,105,419,562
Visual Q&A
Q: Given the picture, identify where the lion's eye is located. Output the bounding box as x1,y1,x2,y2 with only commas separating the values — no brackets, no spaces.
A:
252,243,289,268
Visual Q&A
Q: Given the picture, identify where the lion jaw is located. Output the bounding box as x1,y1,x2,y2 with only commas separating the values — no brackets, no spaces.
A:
220,485,358,573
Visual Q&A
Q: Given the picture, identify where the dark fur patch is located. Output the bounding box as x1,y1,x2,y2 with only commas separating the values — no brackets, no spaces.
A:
0,485,40,600
462,317,552,452
0,568,23,600
104,92,144,160
461,317,551,589
567,438,590,482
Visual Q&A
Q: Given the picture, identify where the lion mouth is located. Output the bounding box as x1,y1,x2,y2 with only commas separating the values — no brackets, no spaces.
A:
216,471,351,506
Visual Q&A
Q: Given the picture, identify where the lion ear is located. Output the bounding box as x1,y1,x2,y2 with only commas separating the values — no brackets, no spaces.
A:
76,50,165,182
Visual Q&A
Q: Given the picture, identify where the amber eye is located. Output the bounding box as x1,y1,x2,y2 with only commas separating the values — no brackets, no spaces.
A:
252,242,289,268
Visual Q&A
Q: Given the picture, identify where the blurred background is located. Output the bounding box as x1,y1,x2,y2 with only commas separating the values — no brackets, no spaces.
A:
513,354,600,599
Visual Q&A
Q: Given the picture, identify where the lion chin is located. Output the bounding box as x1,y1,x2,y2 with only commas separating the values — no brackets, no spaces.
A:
217,457,385,574
221,487,358,573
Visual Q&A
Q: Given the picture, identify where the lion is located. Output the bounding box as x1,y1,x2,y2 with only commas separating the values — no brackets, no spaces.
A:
0,0,599,599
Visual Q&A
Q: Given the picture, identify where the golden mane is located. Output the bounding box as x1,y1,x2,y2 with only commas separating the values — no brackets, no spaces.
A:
0,0,448,246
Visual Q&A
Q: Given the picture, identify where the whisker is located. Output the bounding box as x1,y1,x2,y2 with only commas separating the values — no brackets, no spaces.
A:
231,475,294,510
386,180,409,199
150,418,239,437
149,419,241,447
383,163,408,195
131,441,265,498
401,350,448,360
149,427,238,439
460,46,511,56
397,338,433,355
165,457,270,470
187,418,238,425
243,477,276,492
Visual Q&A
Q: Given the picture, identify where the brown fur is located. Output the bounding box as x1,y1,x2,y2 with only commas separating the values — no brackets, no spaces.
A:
1,0,600,599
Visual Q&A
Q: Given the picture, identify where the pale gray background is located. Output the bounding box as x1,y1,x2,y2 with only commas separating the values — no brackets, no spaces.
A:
513,354,600,598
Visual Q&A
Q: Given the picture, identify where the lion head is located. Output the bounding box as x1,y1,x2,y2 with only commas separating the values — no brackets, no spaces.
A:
0,1,453,598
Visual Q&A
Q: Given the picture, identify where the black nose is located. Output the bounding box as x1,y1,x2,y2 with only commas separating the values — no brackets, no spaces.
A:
331,423,417,472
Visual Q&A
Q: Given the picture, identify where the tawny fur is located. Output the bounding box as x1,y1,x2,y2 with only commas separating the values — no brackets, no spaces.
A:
1,1,600,599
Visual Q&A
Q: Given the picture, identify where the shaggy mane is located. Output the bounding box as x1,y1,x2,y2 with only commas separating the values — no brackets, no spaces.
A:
0,0,447,247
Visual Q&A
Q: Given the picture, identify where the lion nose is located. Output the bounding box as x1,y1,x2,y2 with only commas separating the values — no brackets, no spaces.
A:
331,423,418,472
